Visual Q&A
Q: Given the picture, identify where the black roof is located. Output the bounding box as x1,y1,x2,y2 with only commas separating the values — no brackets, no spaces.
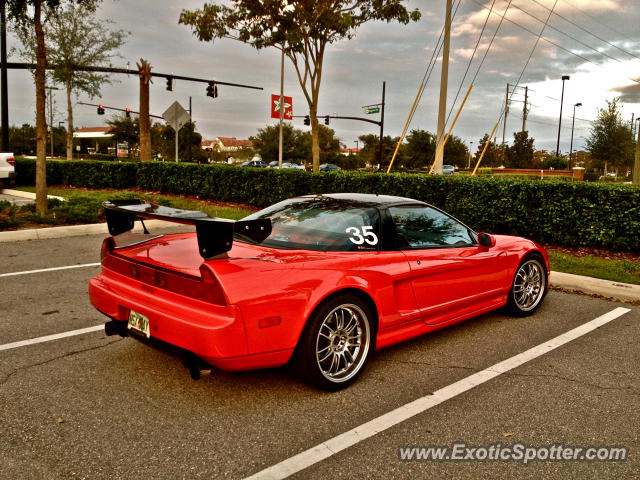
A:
300,193,426,207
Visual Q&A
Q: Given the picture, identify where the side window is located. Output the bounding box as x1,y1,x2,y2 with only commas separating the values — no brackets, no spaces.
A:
389,206,474,248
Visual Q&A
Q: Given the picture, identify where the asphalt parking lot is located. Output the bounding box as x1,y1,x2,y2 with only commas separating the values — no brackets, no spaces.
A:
1,233,638,479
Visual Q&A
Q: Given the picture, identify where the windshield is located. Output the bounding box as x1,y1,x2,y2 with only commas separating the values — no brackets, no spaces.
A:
237,198,381,251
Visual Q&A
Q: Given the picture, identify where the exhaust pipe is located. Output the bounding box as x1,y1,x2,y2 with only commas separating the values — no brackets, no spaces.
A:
104,320,129,337
181,352,212,380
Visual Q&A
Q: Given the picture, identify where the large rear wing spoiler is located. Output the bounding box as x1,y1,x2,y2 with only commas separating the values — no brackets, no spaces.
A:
103,200,271,258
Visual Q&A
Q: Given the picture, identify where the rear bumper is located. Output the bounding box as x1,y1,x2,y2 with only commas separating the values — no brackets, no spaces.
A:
89,272,293,371
0,169,15,179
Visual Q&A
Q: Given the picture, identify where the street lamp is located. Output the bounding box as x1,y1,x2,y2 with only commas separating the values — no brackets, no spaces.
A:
354,140,359,155
569,102,581,168
555,75,570,157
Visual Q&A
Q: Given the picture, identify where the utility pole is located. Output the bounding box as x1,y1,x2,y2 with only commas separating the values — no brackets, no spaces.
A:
379,81,385,168
0,0,8,152
278,48,285,168
522,86,528,132
634,118,640,185
434,0,452,175
502,83,509,162
45,85,59,157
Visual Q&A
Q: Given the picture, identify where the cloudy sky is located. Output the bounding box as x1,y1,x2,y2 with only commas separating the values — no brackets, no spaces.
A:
6,0,640,153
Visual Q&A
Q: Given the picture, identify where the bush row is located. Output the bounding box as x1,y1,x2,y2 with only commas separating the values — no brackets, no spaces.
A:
15,158,640,251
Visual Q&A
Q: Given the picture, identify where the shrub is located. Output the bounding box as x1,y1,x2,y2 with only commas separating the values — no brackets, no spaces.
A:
14,158,640,251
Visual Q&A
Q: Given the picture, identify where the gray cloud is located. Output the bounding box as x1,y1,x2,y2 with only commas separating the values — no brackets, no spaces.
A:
4,0,639,152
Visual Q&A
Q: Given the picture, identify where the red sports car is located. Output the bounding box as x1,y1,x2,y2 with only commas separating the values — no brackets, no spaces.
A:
89,193,549,390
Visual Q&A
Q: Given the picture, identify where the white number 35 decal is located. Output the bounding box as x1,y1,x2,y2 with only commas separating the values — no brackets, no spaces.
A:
346,226,379,245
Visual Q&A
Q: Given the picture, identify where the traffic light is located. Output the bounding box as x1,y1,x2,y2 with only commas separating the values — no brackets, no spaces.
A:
303,115,310,126
97,104,105,115
166,77,173,91
206,82,218,98
324,115,329,125
125,108,131,118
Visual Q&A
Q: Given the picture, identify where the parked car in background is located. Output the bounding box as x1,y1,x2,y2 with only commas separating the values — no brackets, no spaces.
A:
282,162,305,170
0,152,15,187
240,160,267,168
442,164,455,175
267,161,279,168
319,163,341,172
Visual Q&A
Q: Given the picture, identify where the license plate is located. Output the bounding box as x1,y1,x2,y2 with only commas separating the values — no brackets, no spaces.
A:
128,310,150,338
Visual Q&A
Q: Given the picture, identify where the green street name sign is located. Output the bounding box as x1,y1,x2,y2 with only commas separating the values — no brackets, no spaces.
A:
363,106,380,114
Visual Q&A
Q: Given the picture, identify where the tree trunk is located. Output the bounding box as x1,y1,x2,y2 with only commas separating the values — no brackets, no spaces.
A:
65,80,73,160
34,0,47,215
310,110,320,172
137,59,151,161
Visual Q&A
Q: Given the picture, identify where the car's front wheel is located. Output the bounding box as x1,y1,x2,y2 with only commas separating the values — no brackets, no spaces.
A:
506,255,548,316
293,294,373,391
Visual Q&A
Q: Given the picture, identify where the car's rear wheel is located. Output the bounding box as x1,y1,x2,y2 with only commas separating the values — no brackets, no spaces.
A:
293,294,373,391
506,255,547,316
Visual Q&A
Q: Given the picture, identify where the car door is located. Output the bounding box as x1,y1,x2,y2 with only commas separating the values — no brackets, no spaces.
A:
388,205,509,325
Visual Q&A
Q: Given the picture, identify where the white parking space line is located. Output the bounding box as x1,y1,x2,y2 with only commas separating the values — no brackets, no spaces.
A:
0,263,100,278
0,325,104,352
244,307,632,480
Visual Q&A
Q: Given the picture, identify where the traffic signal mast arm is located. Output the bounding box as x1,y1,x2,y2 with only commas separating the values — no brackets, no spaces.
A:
6,62,263,92
294,114,382,127
79,102,164,119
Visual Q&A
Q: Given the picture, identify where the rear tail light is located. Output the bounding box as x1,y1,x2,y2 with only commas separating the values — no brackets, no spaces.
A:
7,157,14,166
100,237,114,262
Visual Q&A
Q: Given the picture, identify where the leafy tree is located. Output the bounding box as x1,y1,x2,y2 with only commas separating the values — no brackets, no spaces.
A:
107,115,138,158
585,98,635,174
505,130,535,168
443,135,468,168
333,152,365,170
8,0,100,214
404,129,435,170
304,124,342,165
358,134,399,170
474,133,501,168
8,123,37,155
251,124,309,164
15,3,129,160
180,0,420,172
152,122,206,163
542,155,568,170
250,123,341,166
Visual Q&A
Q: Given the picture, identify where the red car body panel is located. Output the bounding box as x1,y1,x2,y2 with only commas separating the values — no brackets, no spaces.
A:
90,218,549,372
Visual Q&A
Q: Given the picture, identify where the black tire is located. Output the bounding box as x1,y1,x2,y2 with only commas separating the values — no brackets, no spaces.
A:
505,254,548,317
292,294,374,391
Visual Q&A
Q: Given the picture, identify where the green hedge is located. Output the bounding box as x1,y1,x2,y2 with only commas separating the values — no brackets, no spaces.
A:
14,158,640,251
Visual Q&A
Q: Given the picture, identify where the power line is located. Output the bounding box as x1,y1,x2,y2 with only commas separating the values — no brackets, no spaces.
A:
561,0,637,47
510,1,627,66
530,0,640,62
469,0,640,86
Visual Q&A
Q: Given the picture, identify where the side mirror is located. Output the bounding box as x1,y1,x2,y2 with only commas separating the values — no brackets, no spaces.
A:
478,232,495,248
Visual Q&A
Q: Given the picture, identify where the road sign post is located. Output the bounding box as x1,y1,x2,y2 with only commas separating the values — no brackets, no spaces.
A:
163,101,190,162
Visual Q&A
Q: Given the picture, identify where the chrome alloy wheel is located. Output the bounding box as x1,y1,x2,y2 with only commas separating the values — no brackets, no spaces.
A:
513,259,546,311
315,303,371,383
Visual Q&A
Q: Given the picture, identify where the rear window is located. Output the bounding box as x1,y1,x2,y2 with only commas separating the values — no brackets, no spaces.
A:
237,198,380,251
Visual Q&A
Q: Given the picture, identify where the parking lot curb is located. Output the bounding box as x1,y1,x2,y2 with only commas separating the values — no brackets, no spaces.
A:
0,188,66,201
549,271,640,304
1,222,638,304
0,220,175,243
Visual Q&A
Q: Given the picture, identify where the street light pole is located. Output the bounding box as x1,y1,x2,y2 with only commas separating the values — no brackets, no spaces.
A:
569,102,581,169
354,140,358,155
555,75,570,157
0,0,8,152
